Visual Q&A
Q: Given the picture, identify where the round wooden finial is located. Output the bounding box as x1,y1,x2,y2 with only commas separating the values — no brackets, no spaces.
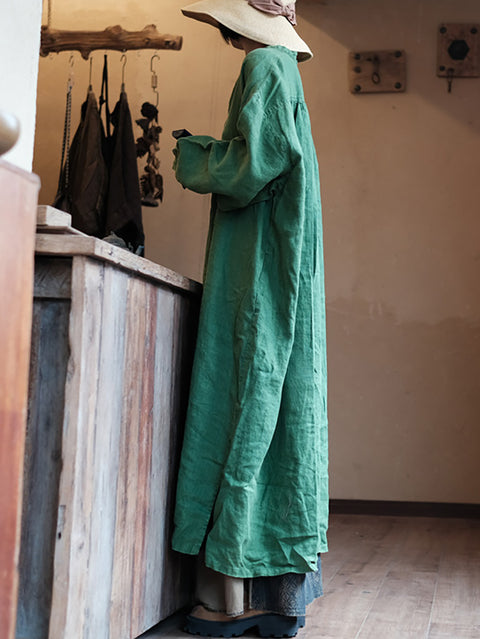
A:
0,111,20,156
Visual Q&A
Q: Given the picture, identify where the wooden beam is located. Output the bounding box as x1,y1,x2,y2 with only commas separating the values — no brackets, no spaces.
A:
40,24,183,60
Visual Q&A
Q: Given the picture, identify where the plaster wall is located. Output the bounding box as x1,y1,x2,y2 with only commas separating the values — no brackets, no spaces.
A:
33,0,480,503
300,0,480,503
0,0,42,170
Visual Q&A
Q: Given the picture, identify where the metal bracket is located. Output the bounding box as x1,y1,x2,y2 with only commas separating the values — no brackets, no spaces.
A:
437,23,480,79
349,50,406,94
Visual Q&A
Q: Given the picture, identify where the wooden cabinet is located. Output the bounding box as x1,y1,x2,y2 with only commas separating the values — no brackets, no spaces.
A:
0,161,39,639
17,210,200,639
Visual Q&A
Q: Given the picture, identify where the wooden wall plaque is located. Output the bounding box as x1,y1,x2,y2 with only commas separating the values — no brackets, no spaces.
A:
349,50,406,94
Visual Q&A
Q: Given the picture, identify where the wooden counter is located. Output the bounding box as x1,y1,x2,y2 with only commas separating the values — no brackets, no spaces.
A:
17,209,200,639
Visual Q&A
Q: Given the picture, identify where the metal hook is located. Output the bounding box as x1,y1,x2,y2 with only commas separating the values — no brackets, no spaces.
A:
150,53,160,72
88,56,93,90
150,53,160,107
120,52,127,90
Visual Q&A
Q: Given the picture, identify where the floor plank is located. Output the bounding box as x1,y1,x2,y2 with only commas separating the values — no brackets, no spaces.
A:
140,514,480,639
427,519,480,639
354,518,442,638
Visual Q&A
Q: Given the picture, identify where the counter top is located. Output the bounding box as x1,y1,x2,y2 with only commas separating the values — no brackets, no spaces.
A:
35,206,202,297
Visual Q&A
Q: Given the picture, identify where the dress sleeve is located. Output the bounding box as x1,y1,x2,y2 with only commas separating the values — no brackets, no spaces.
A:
173,56,301,211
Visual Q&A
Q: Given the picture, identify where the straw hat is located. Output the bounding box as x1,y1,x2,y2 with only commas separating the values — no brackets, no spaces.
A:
181,0,312,62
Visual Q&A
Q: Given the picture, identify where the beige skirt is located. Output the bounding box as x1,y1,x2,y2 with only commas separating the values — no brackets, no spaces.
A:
196,554,247,616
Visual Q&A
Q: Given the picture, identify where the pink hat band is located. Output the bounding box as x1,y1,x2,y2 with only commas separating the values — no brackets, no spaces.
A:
247,0,296,26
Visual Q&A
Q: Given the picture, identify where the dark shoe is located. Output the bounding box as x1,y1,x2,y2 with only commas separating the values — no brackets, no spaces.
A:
184,612,305,637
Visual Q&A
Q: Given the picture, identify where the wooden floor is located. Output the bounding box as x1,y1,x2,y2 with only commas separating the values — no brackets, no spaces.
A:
141,514,480,639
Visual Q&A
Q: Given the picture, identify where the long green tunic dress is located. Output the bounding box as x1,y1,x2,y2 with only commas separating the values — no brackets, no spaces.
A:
172,45,328,579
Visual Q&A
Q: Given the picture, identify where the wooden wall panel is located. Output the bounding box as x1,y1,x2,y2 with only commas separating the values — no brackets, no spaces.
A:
110,274,150,638
82,264,128,637
159,292,198,616
143,288,177,626
0,161,39,639
49,256,106,639
16,298,70,639
130,284,157,636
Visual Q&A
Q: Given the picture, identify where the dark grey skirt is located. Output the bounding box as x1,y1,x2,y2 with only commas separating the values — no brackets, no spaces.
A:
248,555,323,616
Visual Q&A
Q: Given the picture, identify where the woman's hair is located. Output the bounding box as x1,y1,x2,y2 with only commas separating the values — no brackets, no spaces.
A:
219,23,241,43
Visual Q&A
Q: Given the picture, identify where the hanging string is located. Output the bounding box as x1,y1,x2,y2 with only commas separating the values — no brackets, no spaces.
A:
63,55,75,190
54,54,74,201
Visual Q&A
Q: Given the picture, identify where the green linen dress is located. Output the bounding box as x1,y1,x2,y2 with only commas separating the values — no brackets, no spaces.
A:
172,45,328,579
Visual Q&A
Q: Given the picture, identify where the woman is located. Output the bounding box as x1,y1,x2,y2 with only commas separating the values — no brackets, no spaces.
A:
172,1,328,636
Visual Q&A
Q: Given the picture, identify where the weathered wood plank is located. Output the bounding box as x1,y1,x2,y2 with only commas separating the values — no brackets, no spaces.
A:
0,160,39,639
82,264,128,637
109,275,149,638
140,288,196,629
142,287,177,627
159,293,197,615
40,24,183,59
16,299,70,639
65,257,106,638
48,256,105,639
36,205,86,236
35,233,202,296
131,284,157,636
37,206,73,229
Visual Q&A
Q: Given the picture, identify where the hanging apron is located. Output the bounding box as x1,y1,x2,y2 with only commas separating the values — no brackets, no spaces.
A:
105,89,144,253
54,89,108,237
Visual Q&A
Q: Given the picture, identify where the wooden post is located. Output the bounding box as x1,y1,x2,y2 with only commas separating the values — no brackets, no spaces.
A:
0,160,40,639
40,24,183,60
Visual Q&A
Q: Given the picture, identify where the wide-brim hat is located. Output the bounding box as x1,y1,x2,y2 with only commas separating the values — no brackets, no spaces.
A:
181,0,312,62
